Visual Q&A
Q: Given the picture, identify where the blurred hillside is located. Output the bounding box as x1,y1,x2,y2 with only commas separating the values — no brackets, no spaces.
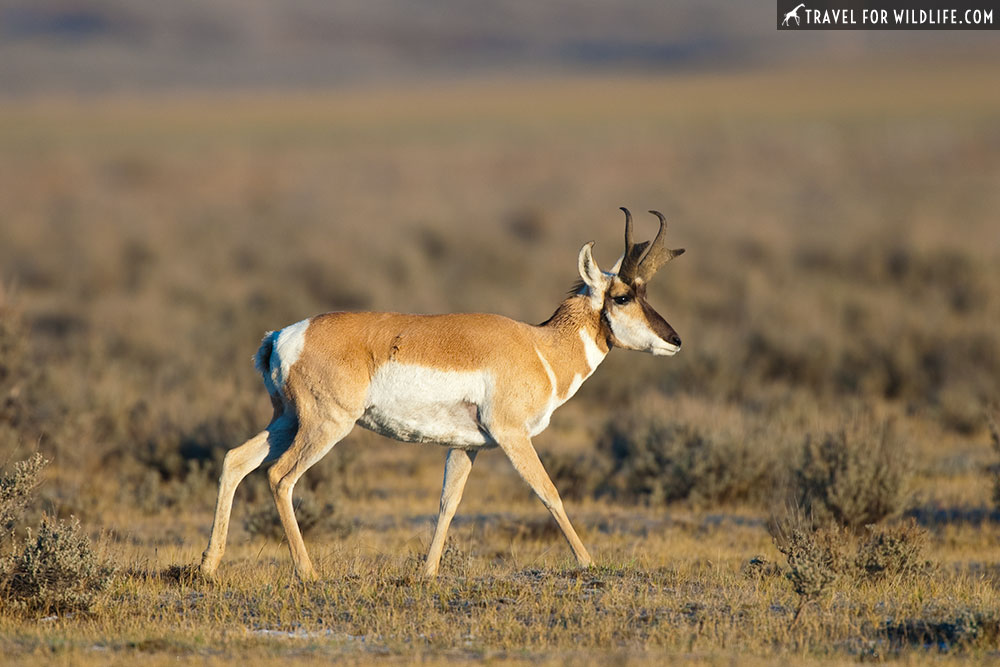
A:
1,65,998,499
1,0,998,94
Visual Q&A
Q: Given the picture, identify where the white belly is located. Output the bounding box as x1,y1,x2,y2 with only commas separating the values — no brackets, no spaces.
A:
356,362,495,448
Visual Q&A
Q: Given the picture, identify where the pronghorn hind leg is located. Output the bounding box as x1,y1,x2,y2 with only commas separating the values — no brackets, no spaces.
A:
495,432,593,568
267,416,355,581
423,447,477,577
200,415,296,577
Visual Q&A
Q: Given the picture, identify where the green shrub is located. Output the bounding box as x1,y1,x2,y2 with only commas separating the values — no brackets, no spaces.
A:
794,418,909,529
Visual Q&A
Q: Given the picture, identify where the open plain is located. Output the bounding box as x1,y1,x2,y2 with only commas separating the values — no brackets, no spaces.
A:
1,60,1000,664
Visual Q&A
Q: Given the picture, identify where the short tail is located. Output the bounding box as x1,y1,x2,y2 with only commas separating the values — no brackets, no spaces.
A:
254,331,280,398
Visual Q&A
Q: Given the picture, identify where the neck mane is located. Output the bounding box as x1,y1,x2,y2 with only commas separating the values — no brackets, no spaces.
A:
538,293,611,353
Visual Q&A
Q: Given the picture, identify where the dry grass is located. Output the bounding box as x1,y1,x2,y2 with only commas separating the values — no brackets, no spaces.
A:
1,60,999,662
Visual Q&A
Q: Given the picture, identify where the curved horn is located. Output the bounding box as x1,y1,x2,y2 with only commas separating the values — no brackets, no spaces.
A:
634,210,684,283
617,206,649,284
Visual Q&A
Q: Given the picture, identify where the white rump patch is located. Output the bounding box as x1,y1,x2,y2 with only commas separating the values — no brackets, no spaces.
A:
358,362,494,447
270,318,310,390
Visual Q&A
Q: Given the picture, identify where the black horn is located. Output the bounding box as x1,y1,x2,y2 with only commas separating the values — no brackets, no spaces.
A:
617,206,650,284
634,210,684,284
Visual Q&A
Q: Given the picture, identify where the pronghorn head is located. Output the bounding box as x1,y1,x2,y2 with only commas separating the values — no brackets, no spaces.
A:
577,207,685,356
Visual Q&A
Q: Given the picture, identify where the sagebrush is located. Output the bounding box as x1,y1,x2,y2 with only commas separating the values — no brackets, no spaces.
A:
989,412,1000,510
1,514,111,616
854,519,932,581
770,512,847,602
599,403,778,507
0,454,111,617
0,452,47,537
794,418,910,529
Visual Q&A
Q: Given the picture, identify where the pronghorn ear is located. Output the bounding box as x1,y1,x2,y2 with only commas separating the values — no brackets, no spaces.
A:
578,242,609,303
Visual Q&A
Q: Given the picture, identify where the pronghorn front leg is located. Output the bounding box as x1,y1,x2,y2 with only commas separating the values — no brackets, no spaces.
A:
423,447,477,576
495,431,594,568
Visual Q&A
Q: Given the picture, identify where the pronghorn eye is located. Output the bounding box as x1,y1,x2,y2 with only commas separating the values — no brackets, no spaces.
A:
612,295,632,305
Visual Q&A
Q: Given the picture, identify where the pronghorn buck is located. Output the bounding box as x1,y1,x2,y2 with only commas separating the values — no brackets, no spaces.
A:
200,208,684,580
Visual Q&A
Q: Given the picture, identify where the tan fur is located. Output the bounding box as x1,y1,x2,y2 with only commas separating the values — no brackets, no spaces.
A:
302,308,604,393
200,236,681,581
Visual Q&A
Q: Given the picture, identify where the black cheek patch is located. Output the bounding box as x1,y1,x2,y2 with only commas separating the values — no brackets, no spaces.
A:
600,309,624,348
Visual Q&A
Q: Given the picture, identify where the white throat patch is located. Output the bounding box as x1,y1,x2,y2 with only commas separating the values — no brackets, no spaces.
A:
528,334,607,436
579,328,607,371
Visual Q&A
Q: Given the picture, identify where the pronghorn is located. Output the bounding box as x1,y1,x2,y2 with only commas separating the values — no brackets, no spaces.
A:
200,208,684,579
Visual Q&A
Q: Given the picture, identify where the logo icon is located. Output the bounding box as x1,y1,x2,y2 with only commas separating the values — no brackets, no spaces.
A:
782,3,806,26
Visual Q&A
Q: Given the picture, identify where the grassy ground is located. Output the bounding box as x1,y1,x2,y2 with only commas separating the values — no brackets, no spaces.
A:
1,60,1000,663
